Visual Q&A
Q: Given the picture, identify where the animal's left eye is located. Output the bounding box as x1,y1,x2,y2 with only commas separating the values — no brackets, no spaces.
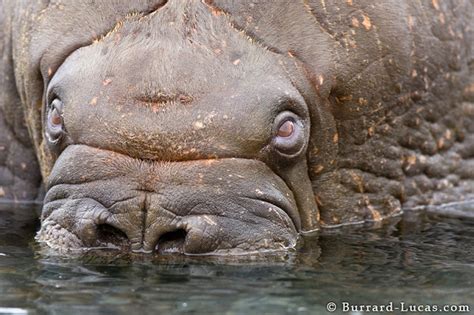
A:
277,119,295,138
46,98,65,144
272,111,306,157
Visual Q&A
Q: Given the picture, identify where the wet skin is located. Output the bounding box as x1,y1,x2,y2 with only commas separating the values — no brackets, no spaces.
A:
0,1,473,254
37,2,318,253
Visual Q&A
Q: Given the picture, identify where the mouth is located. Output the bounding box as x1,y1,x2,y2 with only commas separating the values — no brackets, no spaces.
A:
37,145,300,255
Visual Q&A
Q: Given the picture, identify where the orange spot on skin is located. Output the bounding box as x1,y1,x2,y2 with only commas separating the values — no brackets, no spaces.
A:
193,121,205,130
371,209,382,221
445,129,452,140
368,126,375,137
89,97,98,106
315,195,323,207
437,137,445,149
336,95,353,102
432,0,440,10
318,75,324,85
361,15,372,30
203,159,216,166
463,83,474,97
358,98,368,105
151,104,160,113
211,7,223,16
351,17,359,28
406,155,417,166
363,197,382,221
313,164,324,174
407,15,415,30
102,78,112,86
350,171,364,193
438,13,445,24
333,133,339,143
179,94,193,104
347,0,353,5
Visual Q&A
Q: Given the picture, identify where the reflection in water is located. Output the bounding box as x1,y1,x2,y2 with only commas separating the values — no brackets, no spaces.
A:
0,203,473,314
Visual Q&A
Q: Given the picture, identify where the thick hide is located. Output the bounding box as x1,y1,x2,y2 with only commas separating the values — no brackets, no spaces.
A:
0,0,473,254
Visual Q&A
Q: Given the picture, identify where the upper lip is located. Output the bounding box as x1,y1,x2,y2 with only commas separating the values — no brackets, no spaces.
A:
45,145,301,231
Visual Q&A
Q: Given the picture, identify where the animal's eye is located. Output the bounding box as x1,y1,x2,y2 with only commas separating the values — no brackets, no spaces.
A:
49,107,62,127
46,98,64,144
272,111,306,157
277,120,295,138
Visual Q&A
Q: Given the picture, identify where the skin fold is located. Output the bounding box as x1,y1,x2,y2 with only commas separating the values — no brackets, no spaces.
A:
0,0,473,254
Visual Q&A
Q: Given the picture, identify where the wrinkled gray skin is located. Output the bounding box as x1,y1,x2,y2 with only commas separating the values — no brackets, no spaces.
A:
0,0,473,255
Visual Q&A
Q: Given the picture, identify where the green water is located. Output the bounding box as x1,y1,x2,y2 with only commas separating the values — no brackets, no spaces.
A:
0,203,473,315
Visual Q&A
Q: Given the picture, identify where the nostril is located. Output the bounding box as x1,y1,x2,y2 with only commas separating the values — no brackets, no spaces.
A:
96,224,130,249
155,229,187,254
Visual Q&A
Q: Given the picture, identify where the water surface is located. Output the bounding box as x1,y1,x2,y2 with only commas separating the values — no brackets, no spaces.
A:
0,203,473,314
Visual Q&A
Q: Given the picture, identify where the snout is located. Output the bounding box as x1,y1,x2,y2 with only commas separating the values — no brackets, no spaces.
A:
37,145,300,255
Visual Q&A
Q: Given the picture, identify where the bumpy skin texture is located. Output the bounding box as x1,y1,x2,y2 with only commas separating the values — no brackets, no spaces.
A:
0,2,42,201
0,0,473,254
214,0,474,225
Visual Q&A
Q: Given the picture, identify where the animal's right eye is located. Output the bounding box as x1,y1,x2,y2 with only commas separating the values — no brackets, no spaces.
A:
46,98,65,144
272,111,307,158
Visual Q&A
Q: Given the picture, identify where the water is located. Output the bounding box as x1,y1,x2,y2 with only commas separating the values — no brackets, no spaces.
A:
0,203,473,315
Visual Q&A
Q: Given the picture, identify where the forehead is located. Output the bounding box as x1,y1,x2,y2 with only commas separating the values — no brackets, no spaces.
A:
39,1,306,162
47,3,287,100
11,0,329,178
28,1,276,83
